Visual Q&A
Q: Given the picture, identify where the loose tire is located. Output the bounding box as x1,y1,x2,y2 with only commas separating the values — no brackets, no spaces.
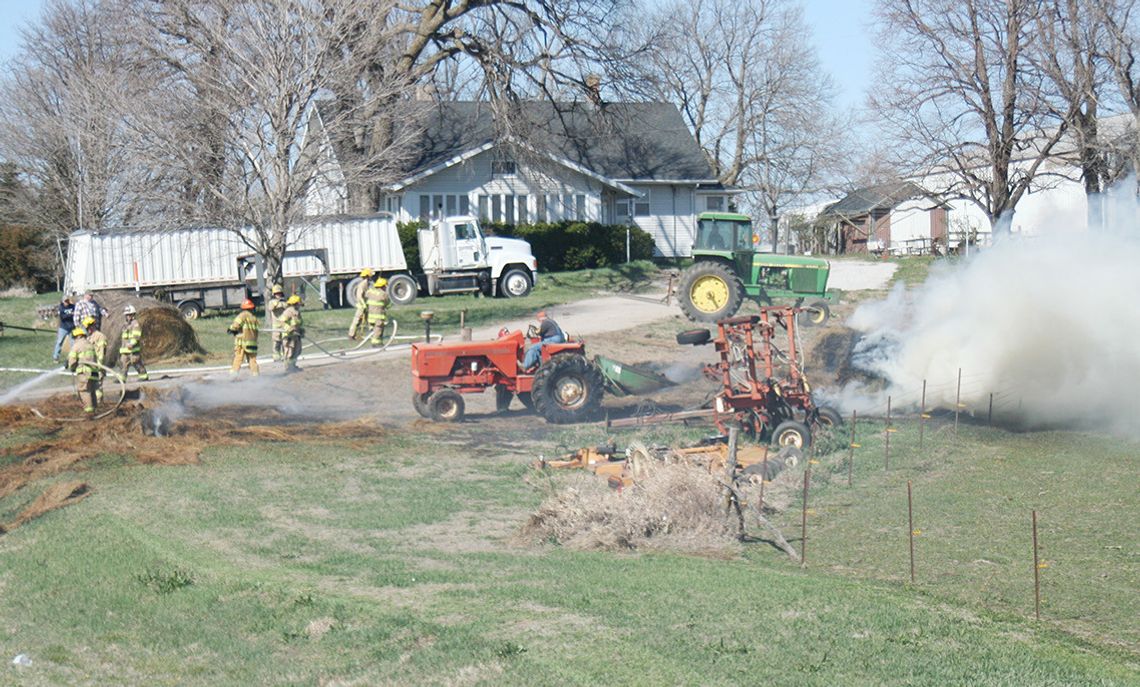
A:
814,406,843,429
412,392,431,418
427,389,465,422
178,300,203,320
499,268,533,298
798,300,830,327
531,355,605,424
387,274,419,306
676,328,712,346
495,385,513,413
678,261,745,322
771,419,812,450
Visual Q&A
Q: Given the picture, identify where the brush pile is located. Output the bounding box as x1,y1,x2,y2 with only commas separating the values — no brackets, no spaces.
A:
519,460,741,557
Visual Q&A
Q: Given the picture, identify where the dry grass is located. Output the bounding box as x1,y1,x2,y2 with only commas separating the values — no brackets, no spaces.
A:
518,461,742,557
1,480,90,533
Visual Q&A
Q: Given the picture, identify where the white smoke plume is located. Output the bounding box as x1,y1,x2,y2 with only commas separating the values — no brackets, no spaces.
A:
835,227,1140,434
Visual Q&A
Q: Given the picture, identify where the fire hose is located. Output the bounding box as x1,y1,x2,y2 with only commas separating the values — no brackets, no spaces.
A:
26,361,128,423
0,321,54,334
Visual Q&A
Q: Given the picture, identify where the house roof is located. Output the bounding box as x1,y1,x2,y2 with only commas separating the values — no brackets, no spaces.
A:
398,101,718,185
821,181,947,217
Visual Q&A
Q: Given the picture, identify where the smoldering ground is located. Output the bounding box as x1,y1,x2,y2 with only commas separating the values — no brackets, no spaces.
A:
831,232,1140,434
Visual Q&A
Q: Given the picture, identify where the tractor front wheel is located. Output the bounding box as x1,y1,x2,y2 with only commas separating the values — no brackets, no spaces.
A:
771,419,812,450
495,385,513,413
678,261,745,322
412,392,431,418
427,389,465,422
531,355,605,424
798,300,830,327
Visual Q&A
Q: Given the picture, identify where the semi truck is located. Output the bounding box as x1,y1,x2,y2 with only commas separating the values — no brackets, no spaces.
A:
62,214,539,318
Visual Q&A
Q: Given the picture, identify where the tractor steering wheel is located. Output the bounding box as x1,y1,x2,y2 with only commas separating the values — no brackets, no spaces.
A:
498,327,510,338
526,323,539,338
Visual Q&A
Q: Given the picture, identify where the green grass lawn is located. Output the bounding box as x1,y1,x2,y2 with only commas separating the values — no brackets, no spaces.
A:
0,419,1136,685
0,262,659,386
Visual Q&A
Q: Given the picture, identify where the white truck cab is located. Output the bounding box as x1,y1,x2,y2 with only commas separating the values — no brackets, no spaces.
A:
418,215,538,298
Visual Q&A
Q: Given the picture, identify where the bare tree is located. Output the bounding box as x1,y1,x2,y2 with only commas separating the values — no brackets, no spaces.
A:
120,0,420,281
0,0,165,240
872,0,1071,233
1094,0,1140,188
644,0,844,251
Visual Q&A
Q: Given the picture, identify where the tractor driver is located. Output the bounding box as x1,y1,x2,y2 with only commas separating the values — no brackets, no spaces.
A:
522,310,565,372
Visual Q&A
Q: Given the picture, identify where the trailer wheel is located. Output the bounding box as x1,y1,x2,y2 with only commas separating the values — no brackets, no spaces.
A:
177,300,203,320
387,274,418,306
532,355,605,424
495,385,513,413
412,392,431,418
428,389,464,422
815,406,843,429
771,420,811,450
798,301,830,327
678,261,745,322
499,268,533,298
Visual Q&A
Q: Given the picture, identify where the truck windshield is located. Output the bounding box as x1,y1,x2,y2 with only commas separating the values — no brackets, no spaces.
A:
453,223,478,241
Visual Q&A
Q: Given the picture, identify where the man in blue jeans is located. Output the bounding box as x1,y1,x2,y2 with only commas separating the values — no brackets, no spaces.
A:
522,311,565,372
52,293,77,362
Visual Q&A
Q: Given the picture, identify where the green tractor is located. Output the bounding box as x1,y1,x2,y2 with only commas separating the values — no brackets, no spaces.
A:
678,212,832,324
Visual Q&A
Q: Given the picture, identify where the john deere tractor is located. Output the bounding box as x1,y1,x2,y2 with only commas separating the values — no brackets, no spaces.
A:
678,212,831,324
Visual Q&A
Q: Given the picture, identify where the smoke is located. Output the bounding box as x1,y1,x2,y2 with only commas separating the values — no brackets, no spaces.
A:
835,200,1140,434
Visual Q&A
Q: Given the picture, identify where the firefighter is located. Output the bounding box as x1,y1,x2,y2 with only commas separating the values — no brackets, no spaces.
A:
228,299,260,377
364,277,390,346
267,283,288,361
348,268,374,340
279,294,304,372
67,327,101,417
81,315,109,409
119,304,149,381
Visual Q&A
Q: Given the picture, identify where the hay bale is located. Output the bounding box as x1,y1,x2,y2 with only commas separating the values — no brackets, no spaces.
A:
93,293,205,366
519,462,741,556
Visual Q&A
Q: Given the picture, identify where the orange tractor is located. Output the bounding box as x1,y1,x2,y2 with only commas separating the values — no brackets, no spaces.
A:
411,328,606,423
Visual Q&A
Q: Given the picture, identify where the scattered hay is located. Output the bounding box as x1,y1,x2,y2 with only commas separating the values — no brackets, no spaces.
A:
306,617,336,641
518,461,741,557
1,480,90,534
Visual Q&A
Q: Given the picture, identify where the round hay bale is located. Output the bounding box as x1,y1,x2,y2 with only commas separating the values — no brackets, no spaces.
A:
91,293,206,366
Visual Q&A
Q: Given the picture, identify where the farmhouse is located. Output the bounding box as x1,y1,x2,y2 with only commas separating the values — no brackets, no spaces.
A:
306,101,730,258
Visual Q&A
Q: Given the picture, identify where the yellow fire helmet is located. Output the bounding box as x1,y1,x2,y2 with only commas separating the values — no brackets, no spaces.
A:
374,277,388,288
286,294,302,305
360,268,374,278
72,327,87,337
81,316,96,327
272,283,284,295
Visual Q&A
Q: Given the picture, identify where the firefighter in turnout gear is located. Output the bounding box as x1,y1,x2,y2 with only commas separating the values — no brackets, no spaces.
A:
67,327,101,417
279,295,304,372
228,299,260,376
119,304,149,381
365,277,390,346
267,284,288,361
81,316,109,405
348,268,374,340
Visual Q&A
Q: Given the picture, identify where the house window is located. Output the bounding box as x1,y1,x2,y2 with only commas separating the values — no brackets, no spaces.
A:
491,159,516,176
491,195,502,222
536,195,547,222
576,194,586,221
459,196,470,215
706,196,725,211
419,195,431,221
505,194,515,224
432,194,444,218
517,195,528,223
634,201,651,217
615,200,630,219
478,195,489,220
446,195,457,216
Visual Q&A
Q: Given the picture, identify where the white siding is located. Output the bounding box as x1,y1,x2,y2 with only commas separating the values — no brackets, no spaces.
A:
631,184,696,257
889,200,934,247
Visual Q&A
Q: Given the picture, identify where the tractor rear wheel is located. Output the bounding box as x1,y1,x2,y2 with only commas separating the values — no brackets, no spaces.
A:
412,392,431,418
679,261,744,322
427,389,465,422
532,355,605,424
495,385,513,413
814,406,843,429
771,419,812,450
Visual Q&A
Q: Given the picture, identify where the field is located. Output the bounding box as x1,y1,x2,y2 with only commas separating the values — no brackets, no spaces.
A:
1,258,1137,685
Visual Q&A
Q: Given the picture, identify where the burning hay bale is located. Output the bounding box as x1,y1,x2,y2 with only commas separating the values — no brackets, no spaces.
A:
93,293,205,366
518,461,742,556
